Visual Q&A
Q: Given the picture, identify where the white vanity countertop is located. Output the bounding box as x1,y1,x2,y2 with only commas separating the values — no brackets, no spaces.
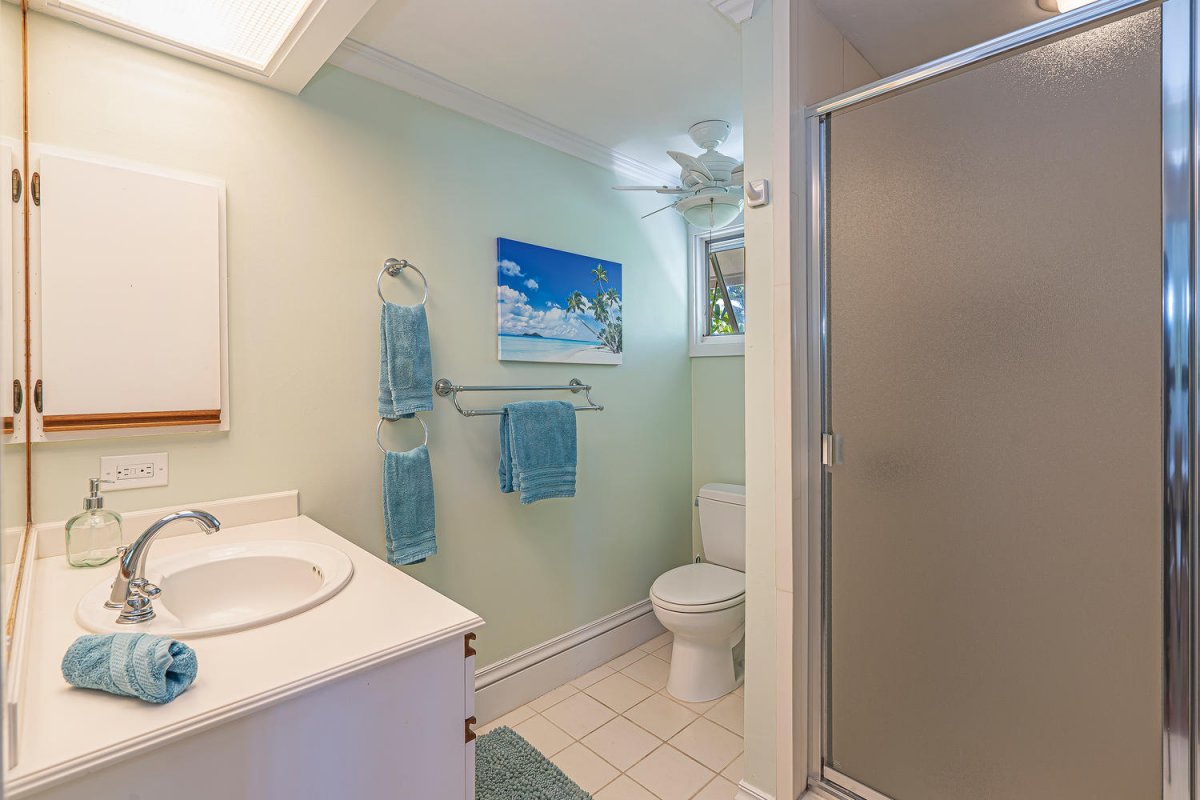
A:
6,515,483,796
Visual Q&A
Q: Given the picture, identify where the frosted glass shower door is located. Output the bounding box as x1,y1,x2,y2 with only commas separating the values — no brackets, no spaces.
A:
824,10,1163,800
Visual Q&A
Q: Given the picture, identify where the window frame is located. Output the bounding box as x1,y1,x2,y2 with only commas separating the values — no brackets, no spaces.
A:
689,223,746,357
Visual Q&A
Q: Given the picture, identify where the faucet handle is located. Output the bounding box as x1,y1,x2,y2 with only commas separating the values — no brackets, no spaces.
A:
116,578,160,624
132,578,161,599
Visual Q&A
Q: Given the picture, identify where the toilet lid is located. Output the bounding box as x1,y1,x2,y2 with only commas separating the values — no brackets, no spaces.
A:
651,563,745,607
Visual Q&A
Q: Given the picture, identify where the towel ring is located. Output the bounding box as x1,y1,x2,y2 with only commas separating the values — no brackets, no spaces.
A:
377,258,429,306
376,416,429,453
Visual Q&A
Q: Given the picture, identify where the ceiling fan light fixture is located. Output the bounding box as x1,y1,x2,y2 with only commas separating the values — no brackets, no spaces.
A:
678,194,742,229
1036,0,1099,13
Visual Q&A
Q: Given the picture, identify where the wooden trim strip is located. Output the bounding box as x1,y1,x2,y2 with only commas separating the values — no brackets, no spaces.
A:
464,716,477,743
3,416,11,434
43,409,221,432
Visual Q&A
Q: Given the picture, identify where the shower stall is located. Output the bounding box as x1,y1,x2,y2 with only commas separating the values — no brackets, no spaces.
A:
805,2,1197,799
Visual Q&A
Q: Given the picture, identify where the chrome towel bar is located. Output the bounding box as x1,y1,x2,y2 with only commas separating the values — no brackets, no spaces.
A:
434,377,604,417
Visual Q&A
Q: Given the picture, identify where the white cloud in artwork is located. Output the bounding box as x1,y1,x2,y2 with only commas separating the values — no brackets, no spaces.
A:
498,259,524,277
498,286,597,342
524,278,539,290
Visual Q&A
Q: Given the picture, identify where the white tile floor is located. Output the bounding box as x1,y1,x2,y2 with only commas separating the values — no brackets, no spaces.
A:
478,633,744,799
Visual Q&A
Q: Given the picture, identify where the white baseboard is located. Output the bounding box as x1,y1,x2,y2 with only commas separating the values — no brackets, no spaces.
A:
736,781,775,800
474,599,665,724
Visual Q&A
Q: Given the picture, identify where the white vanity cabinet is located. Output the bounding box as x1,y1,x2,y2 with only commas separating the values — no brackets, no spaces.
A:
25,634,478,800
6,512,482,800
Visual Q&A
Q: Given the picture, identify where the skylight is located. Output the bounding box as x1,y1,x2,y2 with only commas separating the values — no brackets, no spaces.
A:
57,0,314,71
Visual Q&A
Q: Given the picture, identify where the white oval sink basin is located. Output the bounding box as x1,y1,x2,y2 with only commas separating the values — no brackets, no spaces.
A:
76,540,354,638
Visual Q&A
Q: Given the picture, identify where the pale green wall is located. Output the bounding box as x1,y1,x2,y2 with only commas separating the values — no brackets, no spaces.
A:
12,8,694,667
690,356,745,553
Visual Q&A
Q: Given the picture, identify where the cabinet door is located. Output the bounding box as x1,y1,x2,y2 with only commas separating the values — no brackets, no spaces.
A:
36,151,225,435
1,143,15,438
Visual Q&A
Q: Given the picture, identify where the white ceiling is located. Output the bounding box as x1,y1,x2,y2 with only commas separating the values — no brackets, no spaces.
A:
815,0,1055,77
344,0,744,181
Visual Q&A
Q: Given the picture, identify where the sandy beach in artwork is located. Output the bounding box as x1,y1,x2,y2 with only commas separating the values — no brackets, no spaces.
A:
497,335,621,364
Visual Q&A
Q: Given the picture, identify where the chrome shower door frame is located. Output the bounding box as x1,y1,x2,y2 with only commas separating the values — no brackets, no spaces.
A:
803,2,1199,799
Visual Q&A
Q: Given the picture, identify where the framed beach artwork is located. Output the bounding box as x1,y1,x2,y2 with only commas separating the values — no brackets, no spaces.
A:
496,238,623,365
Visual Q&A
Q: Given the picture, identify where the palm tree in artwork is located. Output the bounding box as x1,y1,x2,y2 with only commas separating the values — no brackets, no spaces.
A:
567,290,605,340
562,266,622,354
567,291,588,315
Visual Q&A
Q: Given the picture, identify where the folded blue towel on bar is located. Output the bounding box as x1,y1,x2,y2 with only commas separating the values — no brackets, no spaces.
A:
498,400,577,504
379,303,433,419
384,444,437,565
61,632,197,704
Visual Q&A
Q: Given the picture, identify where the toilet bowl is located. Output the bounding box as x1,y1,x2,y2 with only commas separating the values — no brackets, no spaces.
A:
650,483,746,702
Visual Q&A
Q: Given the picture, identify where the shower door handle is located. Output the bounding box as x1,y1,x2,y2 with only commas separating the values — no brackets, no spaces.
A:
822,433,844,467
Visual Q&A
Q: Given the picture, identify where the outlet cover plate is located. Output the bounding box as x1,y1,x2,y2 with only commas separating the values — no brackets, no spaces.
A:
100,452,168,490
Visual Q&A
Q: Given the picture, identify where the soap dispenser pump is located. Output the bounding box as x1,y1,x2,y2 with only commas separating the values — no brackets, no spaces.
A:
65,478,123,568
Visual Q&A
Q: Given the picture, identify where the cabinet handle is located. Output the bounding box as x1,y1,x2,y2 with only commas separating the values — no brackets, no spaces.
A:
465,716,477,743
12,380,21,415
10,169,20,204
33,380,42,413
464,632,477,658
30,172,39,206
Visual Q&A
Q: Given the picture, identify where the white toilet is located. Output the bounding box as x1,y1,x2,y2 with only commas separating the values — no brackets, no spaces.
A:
650,483,746,702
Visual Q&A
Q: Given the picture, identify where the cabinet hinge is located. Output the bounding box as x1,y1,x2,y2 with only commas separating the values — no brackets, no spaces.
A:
465,716,477,743
10,169,20,203
464,632,477,658
821,433,843,466
30,172,40,206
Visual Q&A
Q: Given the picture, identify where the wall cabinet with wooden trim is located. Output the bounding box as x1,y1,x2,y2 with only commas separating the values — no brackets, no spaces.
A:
2,141,17,438
12,146,227,442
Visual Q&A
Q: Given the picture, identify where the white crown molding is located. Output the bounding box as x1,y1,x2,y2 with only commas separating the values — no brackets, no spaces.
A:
711,0,755,24
330,39,680,187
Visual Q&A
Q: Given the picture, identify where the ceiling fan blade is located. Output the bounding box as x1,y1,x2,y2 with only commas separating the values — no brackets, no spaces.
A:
729,164,744,186
613,185,691,195
667,150,715,183
641,203,677,219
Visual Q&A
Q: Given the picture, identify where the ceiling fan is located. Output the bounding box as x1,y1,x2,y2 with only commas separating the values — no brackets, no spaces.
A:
615,120,744,229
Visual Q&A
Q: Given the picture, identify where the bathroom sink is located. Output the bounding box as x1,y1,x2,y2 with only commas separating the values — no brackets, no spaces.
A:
76,540,354,638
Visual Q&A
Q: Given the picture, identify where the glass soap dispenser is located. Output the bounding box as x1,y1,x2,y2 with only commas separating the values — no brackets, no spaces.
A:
65,478,123,568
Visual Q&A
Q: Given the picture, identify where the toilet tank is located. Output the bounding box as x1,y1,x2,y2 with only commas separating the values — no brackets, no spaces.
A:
697,483,746,572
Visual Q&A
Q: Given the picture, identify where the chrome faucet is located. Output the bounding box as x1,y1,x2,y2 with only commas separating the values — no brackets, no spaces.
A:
106,510,221,623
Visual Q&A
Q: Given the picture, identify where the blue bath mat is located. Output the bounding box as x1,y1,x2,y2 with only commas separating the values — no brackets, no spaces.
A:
476,726,591,800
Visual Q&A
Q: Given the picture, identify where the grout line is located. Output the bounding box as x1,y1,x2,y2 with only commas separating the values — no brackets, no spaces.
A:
519,637,748,800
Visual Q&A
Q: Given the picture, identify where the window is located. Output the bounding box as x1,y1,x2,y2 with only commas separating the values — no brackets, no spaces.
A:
690,225,745,356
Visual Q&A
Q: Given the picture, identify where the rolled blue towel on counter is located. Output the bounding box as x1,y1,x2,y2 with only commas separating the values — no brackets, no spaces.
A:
61,632,197,704
498,400,577,504
384,444,437,565
379,303,433,418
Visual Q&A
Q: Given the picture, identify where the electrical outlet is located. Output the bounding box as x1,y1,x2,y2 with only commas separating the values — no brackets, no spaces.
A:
100,453,168,490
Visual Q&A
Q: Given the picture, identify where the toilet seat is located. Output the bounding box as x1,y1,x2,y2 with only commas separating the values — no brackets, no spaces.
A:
650,563,745,614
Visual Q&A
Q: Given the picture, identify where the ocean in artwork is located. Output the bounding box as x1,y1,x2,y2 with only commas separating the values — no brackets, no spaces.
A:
497,238,623,365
